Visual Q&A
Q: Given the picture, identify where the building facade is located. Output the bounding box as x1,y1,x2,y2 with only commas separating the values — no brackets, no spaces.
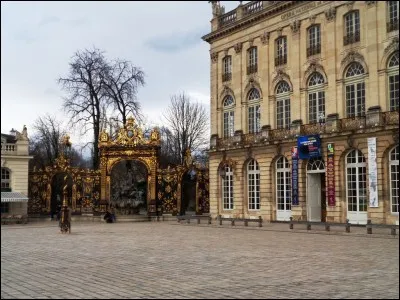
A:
1,126,32,220
202,1,399,225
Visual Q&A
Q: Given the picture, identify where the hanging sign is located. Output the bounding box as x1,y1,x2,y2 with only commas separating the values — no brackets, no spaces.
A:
327,143,335,206
291,146,299,205
368,137,378,207
297,135,322,160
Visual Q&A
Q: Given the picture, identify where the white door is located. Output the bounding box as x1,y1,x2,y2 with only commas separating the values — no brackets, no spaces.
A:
307,174,321,222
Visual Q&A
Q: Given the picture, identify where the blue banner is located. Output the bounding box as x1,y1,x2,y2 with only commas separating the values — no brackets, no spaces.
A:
297,135,322,160
291,146,299,205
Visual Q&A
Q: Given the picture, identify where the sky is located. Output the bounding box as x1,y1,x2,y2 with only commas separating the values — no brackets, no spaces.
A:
1,1,242,149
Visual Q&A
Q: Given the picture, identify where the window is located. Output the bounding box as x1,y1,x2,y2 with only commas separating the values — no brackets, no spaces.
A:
390,146,399,213
275,37,287,66
345,62,365,117
222,56,232,82
248,159,260,210
307,72,325,124
388,52,399,111
222,165,234,210
1,203,9,214
307,25,321,57
247,47,258,74
346,150,367,213
387,1,399,32
1,168,11,191
344,11,360,45
248,88,261,133
223,95,235,138
275,81,291,129
276,157,291,212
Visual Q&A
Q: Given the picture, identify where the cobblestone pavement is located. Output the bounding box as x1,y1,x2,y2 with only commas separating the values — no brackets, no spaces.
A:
1,222,399,299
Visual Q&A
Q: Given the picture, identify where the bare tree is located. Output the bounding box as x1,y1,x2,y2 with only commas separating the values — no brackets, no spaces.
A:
58,48,108,169
163,92,209,164
103,59,145,126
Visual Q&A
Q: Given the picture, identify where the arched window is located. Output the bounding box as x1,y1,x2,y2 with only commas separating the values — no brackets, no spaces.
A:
275,81,291,129
223,95,235,138
345,62,366,117
390,146,399,213
307,72,325,124
247,159,260,210
307,159,325,171
388,52,399,111
222,56,232,82
346,150,367,217
276,157,291,220
248,88,261,133
1,168,11,191
222,165,234,210
344,10,360,45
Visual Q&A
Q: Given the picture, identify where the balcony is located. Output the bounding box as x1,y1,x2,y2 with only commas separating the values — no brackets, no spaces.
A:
243,1,263,16
306,44,321,57
222,73,232,82
210,110,399,152
1,143,17,155
247,64,258,75
387,20,399,32
275,56,287,67
219,10,237,27
343,31,360,46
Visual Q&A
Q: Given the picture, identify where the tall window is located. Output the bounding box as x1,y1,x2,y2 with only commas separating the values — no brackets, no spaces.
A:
276,81,291,129
223,95,235,138
222,165,234,210
345,62,365,117
247,47,258,74
388,52,399,111
1,168,11,191
387,1,399,32
248,88,261,133
275,37,287,66
276,157,291,212
307,25,321,57
344,11,360,45
248,159,260,210
222,56,232,82
308,72,325,124
346,150,367,213
390,146,399,213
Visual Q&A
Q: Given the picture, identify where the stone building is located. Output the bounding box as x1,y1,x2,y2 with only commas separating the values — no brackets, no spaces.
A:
1,126,33,221
202,1,399,225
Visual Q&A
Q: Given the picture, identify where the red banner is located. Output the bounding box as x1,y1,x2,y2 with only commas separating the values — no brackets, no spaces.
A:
327,143,335,206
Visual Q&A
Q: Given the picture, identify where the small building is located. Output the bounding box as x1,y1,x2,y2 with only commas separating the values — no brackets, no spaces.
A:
1,126,33,223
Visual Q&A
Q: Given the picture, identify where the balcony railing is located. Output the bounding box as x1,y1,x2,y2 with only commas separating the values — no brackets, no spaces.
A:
222,73,232,82
210,111,399,151
306,44,321,57
247,64,258,75
219,10,237,27
1,143,17,154
243,1,263,16
343,31,360,46
387,20,399,32
275,56,287,66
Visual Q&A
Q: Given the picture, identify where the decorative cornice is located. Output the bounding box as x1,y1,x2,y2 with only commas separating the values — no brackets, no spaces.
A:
234,42,243,53
210,52,218,63
365,1,377,7
290,20,301,34
309,14,317,24
384,37,399,54
346,1,355,11
325,7,336,22
260,31,270,45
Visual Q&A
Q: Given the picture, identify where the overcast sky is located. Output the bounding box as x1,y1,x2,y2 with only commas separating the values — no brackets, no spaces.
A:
1,1,241,147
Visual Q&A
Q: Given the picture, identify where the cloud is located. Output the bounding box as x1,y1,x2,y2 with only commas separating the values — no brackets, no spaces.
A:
65,17,88,27
13,30,36,43
145,26,209,53
38,15,60,27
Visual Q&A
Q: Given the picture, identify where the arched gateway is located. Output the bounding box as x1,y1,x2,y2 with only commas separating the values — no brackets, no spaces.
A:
98,117,161,215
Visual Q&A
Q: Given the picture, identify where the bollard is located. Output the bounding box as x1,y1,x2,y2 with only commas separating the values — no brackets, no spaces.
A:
219,215,222,226
162,216,165,221
231,219,235,226
177,218,181,223
208,216,212,225
307,223,311,231
187,218,190,224
325,224,330,232
391,227,396,236
345,219,350,233
157,216,160,222
244,220,248,227
197,218,201,225
367,219,372,234
258,216,263,227
289,217,293,230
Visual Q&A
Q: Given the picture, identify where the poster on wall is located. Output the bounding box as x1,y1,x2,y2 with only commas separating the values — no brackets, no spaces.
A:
291,146,299,205
327,143,335,206
297,135,322,160
368,137,378,207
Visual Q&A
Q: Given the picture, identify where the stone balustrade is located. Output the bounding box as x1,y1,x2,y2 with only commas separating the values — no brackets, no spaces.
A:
1,143,17,154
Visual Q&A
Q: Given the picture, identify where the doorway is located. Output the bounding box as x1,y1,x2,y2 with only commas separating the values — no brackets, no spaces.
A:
307,159,326,222
180,170,196,215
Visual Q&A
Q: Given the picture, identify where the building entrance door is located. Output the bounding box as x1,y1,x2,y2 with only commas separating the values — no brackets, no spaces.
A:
307,159,326,222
